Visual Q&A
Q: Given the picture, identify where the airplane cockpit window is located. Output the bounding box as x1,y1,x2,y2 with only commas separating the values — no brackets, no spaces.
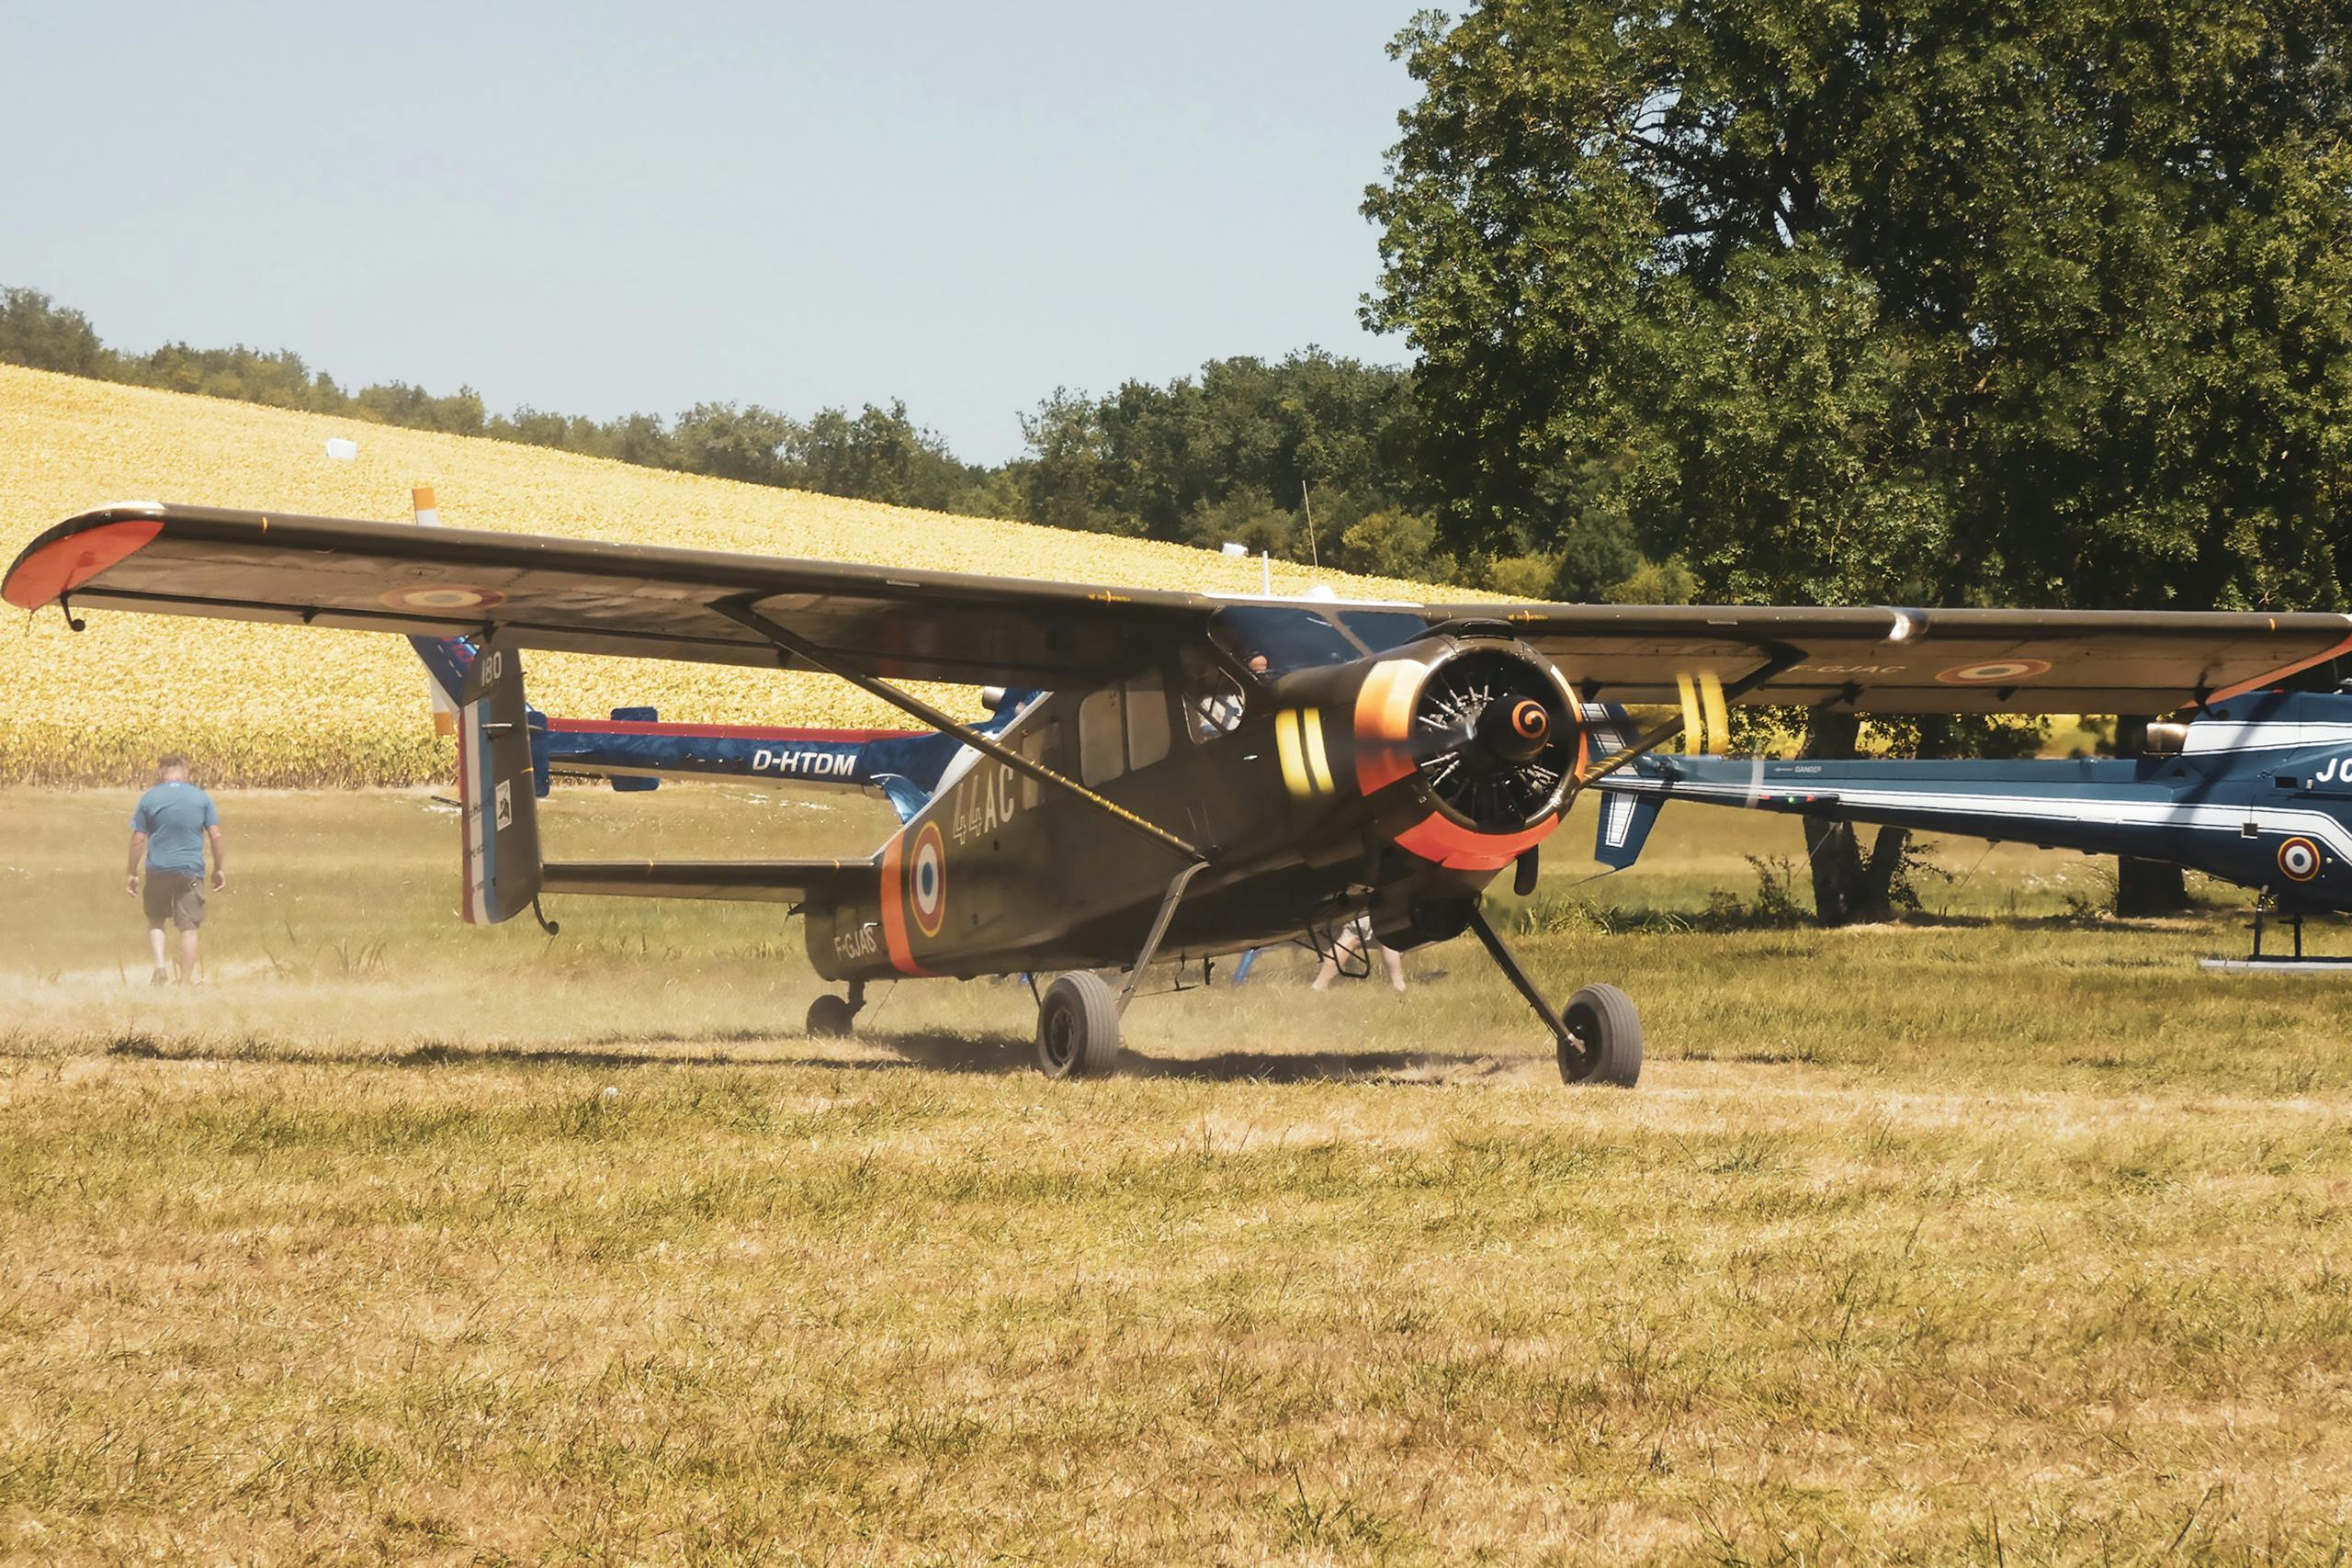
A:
1208,604,1435,678
1211,606,1354,674
1334,610,1434,653
1189,669,1246,741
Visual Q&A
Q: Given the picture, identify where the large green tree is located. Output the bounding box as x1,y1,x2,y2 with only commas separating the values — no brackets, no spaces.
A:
1367,0,2352,919
1364,0,2352,615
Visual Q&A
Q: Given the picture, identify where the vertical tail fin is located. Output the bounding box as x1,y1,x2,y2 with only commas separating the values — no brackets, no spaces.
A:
1581,700,1664,869
456,634,543,924
1593,791,1664,870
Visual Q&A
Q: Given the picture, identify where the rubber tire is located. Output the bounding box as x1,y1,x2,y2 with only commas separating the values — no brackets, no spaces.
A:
1035,971,1122,1079
806,993,856,1039
1558,983,1642,1087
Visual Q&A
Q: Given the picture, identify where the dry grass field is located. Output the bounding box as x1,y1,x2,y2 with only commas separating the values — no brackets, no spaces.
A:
0,366,1431,786
6,781,2352,1563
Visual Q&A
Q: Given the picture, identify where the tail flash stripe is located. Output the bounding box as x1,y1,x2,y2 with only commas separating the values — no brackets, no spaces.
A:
877,830,930,976
1302,708,1336,795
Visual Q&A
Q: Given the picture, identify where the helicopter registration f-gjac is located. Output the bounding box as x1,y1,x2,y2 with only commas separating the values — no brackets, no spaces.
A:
12,503,2351,1085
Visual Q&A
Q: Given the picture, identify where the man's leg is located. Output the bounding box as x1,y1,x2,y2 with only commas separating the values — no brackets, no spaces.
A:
147,922,168,983
172,880,206,984
1378,942,1407,994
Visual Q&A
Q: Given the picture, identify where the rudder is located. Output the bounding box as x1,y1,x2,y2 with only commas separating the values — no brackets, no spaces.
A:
457,634,543,923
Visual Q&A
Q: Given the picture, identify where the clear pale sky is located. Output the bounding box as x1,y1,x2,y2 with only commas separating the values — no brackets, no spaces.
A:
2,2,1422,463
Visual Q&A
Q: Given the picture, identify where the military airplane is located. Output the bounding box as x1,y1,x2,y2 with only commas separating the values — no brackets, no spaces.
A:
1590,687,2352,964
11,502,2352,1084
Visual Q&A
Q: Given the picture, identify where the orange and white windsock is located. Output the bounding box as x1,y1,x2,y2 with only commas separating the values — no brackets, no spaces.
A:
413,485,459,735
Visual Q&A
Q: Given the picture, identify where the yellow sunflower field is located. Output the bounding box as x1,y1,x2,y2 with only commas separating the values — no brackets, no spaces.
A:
0,366,1435,785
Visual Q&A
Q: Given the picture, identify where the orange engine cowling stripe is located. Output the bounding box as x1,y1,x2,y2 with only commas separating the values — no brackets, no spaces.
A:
1393,811,1559,872
877,829,930,976
1352,658,1425,794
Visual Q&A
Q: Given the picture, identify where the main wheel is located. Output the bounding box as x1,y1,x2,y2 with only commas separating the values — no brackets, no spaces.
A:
1035,971,1122,1078
806,993,856,1039
1558,983,1642,1087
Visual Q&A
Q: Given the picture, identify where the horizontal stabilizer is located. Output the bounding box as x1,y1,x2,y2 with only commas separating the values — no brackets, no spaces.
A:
539,859,863,904
603,706,662,791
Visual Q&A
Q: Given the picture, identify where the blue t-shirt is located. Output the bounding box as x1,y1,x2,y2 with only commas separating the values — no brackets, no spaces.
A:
130,781,218,874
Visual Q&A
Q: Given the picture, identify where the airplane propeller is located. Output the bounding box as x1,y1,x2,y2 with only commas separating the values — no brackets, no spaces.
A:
1412,650,1574,829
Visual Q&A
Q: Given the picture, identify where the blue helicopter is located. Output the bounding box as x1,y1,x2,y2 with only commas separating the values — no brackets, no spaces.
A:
1589,687,2352,964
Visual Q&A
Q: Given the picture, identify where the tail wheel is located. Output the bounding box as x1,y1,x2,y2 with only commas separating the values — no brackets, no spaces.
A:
1035,972,1122,1079
806,993,856,1039
1558,984,1641,1087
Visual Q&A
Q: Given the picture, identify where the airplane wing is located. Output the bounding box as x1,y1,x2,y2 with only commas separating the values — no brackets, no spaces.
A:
1427,603,2352,712
5,502,1206,686
10,502,2350,710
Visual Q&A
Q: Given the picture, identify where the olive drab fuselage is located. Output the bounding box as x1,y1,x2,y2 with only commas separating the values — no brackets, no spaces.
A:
802,628,1582,982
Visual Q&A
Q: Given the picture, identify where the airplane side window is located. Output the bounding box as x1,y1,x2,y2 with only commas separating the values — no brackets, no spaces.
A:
1019,718,1059,809
1125,671,1170,770
1189,671,1246,742
1078,688,1125,786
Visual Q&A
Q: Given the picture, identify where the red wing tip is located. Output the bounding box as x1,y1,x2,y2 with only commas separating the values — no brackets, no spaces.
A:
4,518,166,610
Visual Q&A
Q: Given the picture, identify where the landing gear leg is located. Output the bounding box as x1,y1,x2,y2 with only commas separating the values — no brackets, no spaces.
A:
807,979,865,1039
1465,906,1642,1087
1118,861,1206,1014
1035,860,1206,1079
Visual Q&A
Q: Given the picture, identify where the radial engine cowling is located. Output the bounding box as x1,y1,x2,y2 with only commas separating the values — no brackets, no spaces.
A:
1346,637,1581,871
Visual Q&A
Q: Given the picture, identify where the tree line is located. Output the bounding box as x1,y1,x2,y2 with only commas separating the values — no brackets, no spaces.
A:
0,282,1698,597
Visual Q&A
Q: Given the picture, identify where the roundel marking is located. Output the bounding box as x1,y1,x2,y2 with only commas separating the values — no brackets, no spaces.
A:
1510,698,1549,741
1936,658,2052,685
381,583,507,612
2278,836,2323,883
910,821,947,937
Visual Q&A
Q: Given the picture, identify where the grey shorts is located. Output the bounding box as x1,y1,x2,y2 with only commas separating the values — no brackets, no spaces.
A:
142,871,206,931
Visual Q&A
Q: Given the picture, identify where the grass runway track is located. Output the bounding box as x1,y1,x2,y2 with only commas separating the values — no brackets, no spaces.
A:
4,785,2352,1563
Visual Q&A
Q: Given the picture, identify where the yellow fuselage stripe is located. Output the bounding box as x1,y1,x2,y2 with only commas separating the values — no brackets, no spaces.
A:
1301,708,1335,795
1275,708,1311,797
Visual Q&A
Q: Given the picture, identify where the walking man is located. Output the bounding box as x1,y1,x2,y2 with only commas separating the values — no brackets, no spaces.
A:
1310,914,1408,996
126,754,224,985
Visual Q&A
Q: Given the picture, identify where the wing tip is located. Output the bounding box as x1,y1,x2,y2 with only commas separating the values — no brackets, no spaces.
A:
3,514,167,611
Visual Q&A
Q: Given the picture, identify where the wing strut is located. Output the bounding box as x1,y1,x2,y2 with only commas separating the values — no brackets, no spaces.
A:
1568,647,1807,795
710,598,1206,863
